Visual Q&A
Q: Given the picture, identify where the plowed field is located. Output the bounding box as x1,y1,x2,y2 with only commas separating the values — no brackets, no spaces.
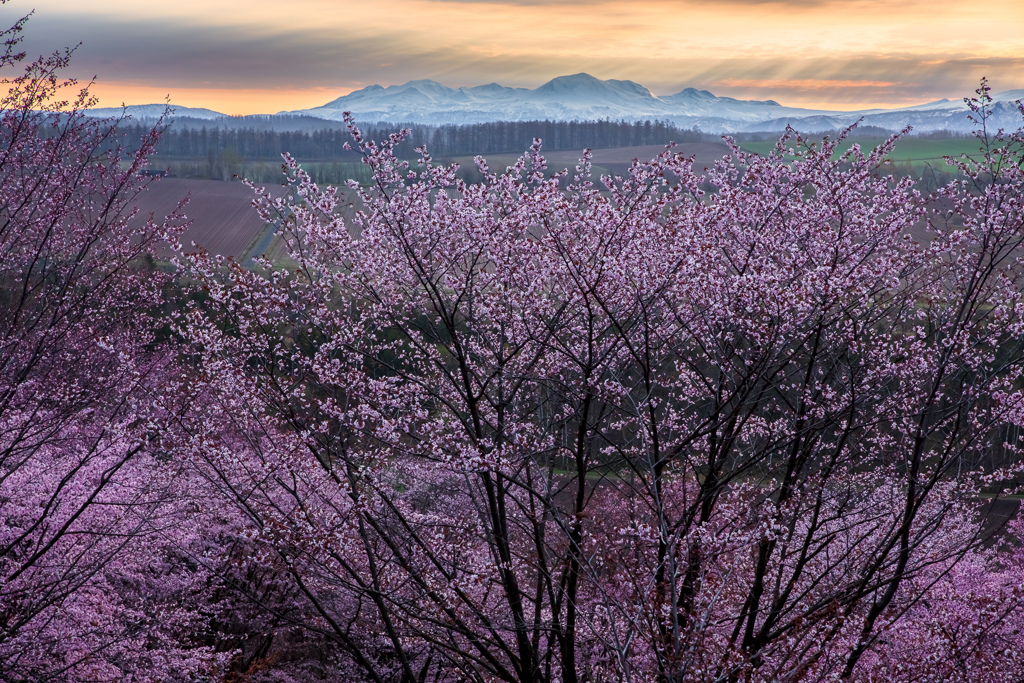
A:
131,178,287,261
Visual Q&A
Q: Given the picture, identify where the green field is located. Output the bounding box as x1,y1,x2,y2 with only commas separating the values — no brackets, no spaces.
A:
738,137,984,168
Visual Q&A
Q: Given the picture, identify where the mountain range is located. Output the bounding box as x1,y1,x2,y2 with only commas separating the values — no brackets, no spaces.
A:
86,73,1024,134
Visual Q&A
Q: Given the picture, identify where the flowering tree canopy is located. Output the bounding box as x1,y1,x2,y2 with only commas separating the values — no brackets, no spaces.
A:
2,8,1023,678
0,10,227,680
171,87,1024,682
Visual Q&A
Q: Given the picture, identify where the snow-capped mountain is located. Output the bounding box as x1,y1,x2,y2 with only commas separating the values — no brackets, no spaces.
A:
283,73,805,125
81,76,1024,133
281,74,1024,133
83,104,227,121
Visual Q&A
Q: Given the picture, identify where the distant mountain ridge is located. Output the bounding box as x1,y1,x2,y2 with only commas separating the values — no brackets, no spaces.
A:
86,74,1024,134
284,73,801,127
85,104,225,121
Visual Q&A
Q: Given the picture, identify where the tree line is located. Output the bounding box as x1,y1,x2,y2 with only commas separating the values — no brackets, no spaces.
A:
124,118,709,162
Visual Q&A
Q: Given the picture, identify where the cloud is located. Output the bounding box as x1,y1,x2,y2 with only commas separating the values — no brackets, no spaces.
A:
8,3,1022,113
14,15,408,89
421,0,869,6
718,79,901,90
422,0,602,4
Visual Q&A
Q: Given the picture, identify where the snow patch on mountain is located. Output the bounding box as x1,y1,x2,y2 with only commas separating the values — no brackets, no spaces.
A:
83,104,227,121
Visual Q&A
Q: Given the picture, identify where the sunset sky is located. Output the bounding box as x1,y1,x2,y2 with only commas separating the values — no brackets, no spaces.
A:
7,0,1024,115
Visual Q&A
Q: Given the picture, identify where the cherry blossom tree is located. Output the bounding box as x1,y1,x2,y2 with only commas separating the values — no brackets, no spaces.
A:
0,10,225,680
172,88,1024,683
23,6,1024,682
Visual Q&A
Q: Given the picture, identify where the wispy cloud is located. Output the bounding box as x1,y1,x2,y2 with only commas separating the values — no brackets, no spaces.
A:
10,0,1024,114
718,79,901,91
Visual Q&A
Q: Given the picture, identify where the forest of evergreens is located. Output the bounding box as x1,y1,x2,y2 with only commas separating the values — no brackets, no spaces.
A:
131,117,708,160
126,117,965,186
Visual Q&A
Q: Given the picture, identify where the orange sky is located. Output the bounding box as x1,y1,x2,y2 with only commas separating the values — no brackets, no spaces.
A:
8,0,1024,115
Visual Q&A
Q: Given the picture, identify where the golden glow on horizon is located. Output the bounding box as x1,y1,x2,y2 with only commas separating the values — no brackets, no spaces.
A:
85,84,354,117
14,0,1024,114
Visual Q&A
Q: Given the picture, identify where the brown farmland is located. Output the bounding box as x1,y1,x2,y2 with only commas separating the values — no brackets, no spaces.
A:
131,178,287,261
